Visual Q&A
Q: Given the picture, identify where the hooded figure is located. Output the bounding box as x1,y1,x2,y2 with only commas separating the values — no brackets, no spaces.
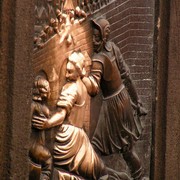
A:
82,17,147,180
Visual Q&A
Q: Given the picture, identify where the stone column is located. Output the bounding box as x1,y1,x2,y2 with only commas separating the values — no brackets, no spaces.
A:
153,0,180,179
0,0,34,179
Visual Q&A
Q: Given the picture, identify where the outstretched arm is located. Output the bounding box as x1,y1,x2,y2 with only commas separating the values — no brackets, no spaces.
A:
32,108,66,130
82,61,102,96
46,108,66,128
123,74,147,116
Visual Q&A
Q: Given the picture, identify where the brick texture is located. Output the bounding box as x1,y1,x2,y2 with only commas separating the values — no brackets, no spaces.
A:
33,0,154,178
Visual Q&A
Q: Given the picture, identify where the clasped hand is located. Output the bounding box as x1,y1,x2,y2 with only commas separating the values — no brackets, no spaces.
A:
32,115,50,130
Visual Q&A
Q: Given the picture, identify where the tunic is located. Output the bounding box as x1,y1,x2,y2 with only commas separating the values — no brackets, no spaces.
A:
90,42,141,155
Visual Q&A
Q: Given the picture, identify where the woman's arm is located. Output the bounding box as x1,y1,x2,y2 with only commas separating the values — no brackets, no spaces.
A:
32,108,67,130
82,61,102,96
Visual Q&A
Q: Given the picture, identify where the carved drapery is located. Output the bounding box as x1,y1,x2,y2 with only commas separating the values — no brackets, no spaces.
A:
30,0,150,179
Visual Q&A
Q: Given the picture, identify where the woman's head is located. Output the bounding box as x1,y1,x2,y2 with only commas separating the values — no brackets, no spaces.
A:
66,51,86,81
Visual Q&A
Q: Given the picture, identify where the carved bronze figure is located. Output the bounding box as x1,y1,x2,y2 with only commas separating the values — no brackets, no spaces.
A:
32,1,148,179
32,52,105,179
83,17,147,180
32,51,131,180
29,75,52,180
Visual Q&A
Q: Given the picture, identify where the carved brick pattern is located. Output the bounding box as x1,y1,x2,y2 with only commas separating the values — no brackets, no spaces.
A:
34,0,114,35
34,1,56,35
33,0,154,178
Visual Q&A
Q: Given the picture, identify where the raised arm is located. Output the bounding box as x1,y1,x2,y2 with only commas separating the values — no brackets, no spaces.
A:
32,82,78,130
82,61,103,96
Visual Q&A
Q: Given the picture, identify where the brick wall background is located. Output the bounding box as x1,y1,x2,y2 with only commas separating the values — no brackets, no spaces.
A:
33,0,154,178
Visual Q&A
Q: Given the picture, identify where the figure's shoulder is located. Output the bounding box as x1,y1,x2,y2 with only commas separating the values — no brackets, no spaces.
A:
105,41,114,51
62,82,78,94
92,52,103,58
31,100,40,108
31,101,37,110
31,100,44,114
92,54,110,73
109,41,119,51
92,52,108,63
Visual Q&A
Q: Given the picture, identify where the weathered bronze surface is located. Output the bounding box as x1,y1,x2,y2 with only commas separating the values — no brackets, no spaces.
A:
29,75,52,180
1,0,180,179
30,0,149,179
30,51,131,180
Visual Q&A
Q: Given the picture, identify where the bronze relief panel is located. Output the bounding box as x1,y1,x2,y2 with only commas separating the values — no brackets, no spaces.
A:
30,0,153,179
